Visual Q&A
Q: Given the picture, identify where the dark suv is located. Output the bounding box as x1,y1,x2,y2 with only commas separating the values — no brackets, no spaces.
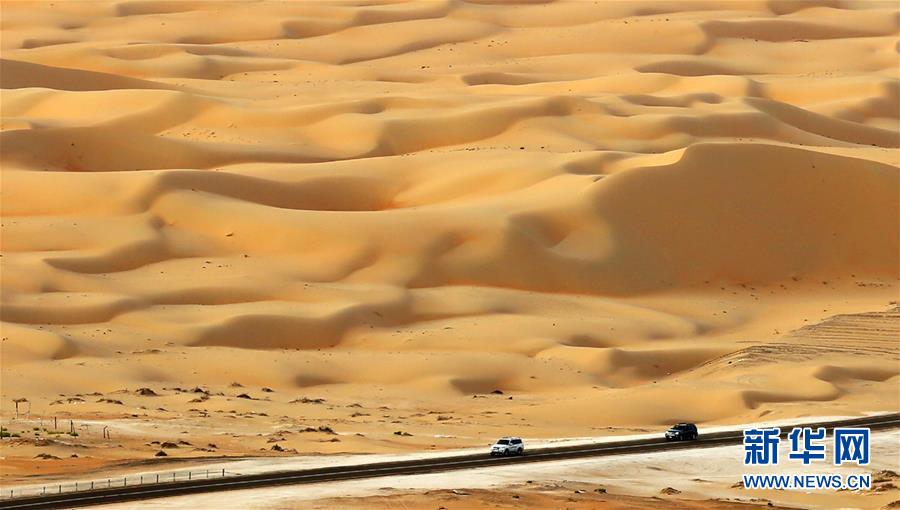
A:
665,423,698,441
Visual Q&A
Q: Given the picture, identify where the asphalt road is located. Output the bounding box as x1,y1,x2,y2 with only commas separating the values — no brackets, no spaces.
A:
2,413,897,509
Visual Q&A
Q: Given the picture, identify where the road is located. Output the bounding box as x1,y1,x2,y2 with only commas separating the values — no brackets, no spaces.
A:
2,413,897,509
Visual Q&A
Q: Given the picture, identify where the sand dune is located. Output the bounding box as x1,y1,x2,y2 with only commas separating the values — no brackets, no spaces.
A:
1,0,898,488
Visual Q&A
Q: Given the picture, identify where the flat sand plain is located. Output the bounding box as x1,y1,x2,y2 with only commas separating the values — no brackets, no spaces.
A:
0,1,898,505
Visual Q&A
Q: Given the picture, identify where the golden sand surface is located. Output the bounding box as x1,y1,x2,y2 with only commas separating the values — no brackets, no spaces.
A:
1,1,897,501
265,485,802,510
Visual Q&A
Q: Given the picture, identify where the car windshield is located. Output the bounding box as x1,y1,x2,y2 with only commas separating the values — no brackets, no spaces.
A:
496,439,509,445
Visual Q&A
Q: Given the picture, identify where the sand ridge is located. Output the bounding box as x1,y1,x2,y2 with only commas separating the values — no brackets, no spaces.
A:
1,0,898,491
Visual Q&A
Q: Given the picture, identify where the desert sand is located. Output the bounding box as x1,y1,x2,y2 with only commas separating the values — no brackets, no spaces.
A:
1,0,898,507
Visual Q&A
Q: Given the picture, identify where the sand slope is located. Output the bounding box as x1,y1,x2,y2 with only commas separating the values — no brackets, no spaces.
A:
1,0,898,482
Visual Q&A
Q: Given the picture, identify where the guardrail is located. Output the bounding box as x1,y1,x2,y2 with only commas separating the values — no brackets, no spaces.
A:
1,468,234,500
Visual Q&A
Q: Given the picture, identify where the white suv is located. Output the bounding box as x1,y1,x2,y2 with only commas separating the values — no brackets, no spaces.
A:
490,437,524,456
